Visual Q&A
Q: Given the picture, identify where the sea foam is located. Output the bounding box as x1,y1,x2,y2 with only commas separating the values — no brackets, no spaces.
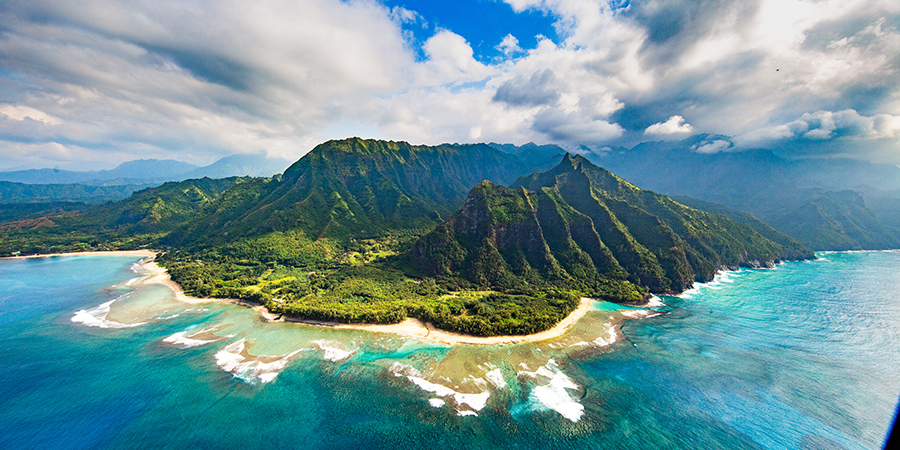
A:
71,296,146,329
214,339,302,384
391,363,492,416
312,340,355,362
406,376,491,414
162,326,225,348
519,360,585,422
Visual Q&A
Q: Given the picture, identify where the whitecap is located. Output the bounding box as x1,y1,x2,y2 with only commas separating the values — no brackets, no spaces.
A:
621,310,646,318
519,360,585,423
484,368,507,389
389,362,422,378
214,339,302,384
593,323,620,347
531,371,584,422
71,296,146,329
645,295,665,308
162,327,223,348
312,340,355,362
405,376,491,414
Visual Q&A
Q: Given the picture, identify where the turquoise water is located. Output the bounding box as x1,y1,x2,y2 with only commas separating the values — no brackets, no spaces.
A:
0,252,898,449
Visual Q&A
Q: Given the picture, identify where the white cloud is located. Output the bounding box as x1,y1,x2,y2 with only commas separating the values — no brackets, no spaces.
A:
417,30,496,85
644,115,693,135
0,104,62,125
497,34,522,56
693,139,732,154
735,109,900,147
0,0,899,167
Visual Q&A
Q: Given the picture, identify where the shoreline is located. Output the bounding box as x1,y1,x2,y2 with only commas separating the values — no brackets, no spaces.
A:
332,297,594,345
1,250,158,260
7,250,598,346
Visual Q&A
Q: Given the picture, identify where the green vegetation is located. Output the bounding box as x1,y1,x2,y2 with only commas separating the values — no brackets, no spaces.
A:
0,177,245,255
0,138,815,336
769,191,900,250
0,180,152,204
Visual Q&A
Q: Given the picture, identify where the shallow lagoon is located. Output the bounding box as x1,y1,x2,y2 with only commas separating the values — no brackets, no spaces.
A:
1,252,898,449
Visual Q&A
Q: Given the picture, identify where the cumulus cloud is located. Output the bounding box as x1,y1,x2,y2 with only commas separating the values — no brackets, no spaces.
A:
417,30,495,85
735,109,900,147
532,108,624,143
493,69,561,107
0,0,899,168
644,115,693,135
496,34,522,56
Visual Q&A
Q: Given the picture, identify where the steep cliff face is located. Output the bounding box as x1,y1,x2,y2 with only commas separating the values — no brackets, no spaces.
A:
165,138,538,246
408,154,814,299
408,180,644,301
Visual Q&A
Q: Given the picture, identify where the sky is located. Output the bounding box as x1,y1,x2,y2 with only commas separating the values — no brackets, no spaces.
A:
0,0,898,170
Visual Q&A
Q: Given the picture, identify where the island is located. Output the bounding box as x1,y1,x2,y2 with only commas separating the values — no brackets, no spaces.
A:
0,138,813,338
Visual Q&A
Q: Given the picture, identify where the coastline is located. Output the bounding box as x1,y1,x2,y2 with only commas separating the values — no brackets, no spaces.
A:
8,250,597,346
332,298,594,345
2,250,158,260
130,253,596,345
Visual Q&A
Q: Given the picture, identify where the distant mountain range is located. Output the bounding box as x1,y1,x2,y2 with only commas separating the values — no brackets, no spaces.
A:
587,135,900,251
0,153,290,187
0,153,291,205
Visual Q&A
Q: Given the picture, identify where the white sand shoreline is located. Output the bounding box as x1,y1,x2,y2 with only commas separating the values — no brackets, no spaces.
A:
7,250,598,346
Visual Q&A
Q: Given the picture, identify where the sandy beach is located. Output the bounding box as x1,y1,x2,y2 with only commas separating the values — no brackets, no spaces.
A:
333,298,594,345
136,254,597,345
6,250,596,345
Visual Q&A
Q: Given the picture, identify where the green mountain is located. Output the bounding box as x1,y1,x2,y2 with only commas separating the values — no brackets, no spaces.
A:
669,195,816,252
0,159,199,185
768,191,900,250
0,180,152,204
0,177,244,254
164,138,538,247
0,138,816,336
588,135,900,250
408,154,812,297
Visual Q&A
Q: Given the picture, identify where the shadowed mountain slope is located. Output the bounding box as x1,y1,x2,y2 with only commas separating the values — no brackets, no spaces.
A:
407,155,813,297
165,138,540,246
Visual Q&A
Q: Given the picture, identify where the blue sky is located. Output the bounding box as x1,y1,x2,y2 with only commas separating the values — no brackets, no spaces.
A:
0,0,898,170
382,0,559,62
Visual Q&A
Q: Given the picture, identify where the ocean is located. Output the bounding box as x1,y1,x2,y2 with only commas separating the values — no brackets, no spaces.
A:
0,252,897,449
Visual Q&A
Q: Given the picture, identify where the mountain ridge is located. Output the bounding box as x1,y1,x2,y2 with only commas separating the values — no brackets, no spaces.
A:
406,154,812,299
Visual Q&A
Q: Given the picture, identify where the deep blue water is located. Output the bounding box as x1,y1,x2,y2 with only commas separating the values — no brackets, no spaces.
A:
0,252,898,449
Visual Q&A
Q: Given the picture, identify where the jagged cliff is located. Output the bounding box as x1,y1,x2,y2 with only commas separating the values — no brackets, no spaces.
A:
407,154,813,299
